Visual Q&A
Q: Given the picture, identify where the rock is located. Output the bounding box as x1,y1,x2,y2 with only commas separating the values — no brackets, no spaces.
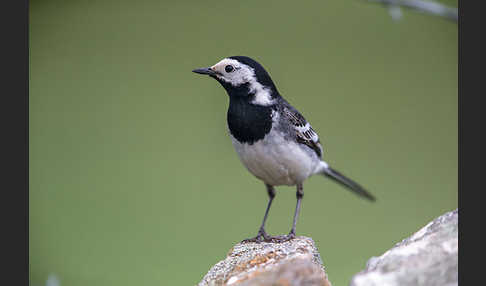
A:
350,209,458,286
198,236,332,286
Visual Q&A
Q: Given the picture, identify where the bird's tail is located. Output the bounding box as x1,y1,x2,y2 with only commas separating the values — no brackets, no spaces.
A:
316,161,375,201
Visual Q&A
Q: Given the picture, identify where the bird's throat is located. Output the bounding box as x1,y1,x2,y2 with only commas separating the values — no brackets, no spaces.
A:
227,97,274,145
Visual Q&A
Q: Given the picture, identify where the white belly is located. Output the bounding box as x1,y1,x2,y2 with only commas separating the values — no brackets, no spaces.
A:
230,129,320,186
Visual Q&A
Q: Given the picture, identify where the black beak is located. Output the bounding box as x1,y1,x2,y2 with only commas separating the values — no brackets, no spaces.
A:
192,67,216,76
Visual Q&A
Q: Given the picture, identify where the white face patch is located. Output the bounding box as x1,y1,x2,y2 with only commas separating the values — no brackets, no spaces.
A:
210,58,275,106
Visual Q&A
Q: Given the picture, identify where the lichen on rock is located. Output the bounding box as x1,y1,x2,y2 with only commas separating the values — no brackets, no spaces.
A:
197,236,332,286
350,209,458,286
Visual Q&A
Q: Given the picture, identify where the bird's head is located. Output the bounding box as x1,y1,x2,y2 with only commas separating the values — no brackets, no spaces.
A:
192,56,280,106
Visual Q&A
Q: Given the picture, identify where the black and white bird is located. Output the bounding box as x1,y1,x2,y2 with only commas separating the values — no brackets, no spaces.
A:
193,56,375,243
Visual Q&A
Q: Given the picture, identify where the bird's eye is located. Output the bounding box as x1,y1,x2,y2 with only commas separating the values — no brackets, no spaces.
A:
225,65,234,73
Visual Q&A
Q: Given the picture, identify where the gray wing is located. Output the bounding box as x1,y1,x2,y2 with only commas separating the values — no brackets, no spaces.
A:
282,104,323,158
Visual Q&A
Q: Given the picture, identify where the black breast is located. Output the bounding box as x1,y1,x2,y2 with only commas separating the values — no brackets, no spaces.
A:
227,97,273,144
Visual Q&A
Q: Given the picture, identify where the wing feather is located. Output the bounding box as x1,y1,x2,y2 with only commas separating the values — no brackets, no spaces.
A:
283,105,323,158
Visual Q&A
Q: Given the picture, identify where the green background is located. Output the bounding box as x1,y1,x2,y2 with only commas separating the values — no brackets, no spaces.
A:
30,0,457,285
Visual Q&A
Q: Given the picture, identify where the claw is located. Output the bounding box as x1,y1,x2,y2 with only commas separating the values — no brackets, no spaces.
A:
263,231,296,243
242,229,298,244
241,236,262,243
241,228,268,243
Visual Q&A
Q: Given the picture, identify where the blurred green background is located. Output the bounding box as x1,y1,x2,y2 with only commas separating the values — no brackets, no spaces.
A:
30,0,457,285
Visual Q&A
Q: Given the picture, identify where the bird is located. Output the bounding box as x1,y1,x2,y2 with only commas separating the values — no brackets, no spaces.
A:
192,56,375,243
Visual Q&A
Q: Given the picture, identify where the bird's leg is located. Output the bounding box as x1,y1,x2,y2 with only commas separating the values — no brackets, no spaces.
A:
288,183,304,238
265,184,303,243
242,184,275,243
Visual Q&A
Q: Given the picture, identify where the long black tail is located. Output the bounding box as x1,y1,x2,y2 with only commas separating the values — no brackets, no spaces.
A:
321,166,376,201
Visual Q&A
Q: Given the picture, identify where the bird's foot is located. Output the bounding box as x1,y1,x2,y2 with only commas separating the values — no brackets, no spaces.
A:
241,228,271,243
262,231,296,243
241,230,297,244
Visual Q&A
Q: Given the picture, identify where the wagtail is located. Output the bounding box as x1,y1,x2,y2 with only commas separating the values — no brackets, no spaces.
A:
193,56,375,242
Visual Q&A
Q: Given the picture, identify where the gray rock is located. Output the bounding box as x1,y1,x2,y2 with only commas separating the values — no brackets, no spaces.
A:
198,236,332,286
350,209,458,286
